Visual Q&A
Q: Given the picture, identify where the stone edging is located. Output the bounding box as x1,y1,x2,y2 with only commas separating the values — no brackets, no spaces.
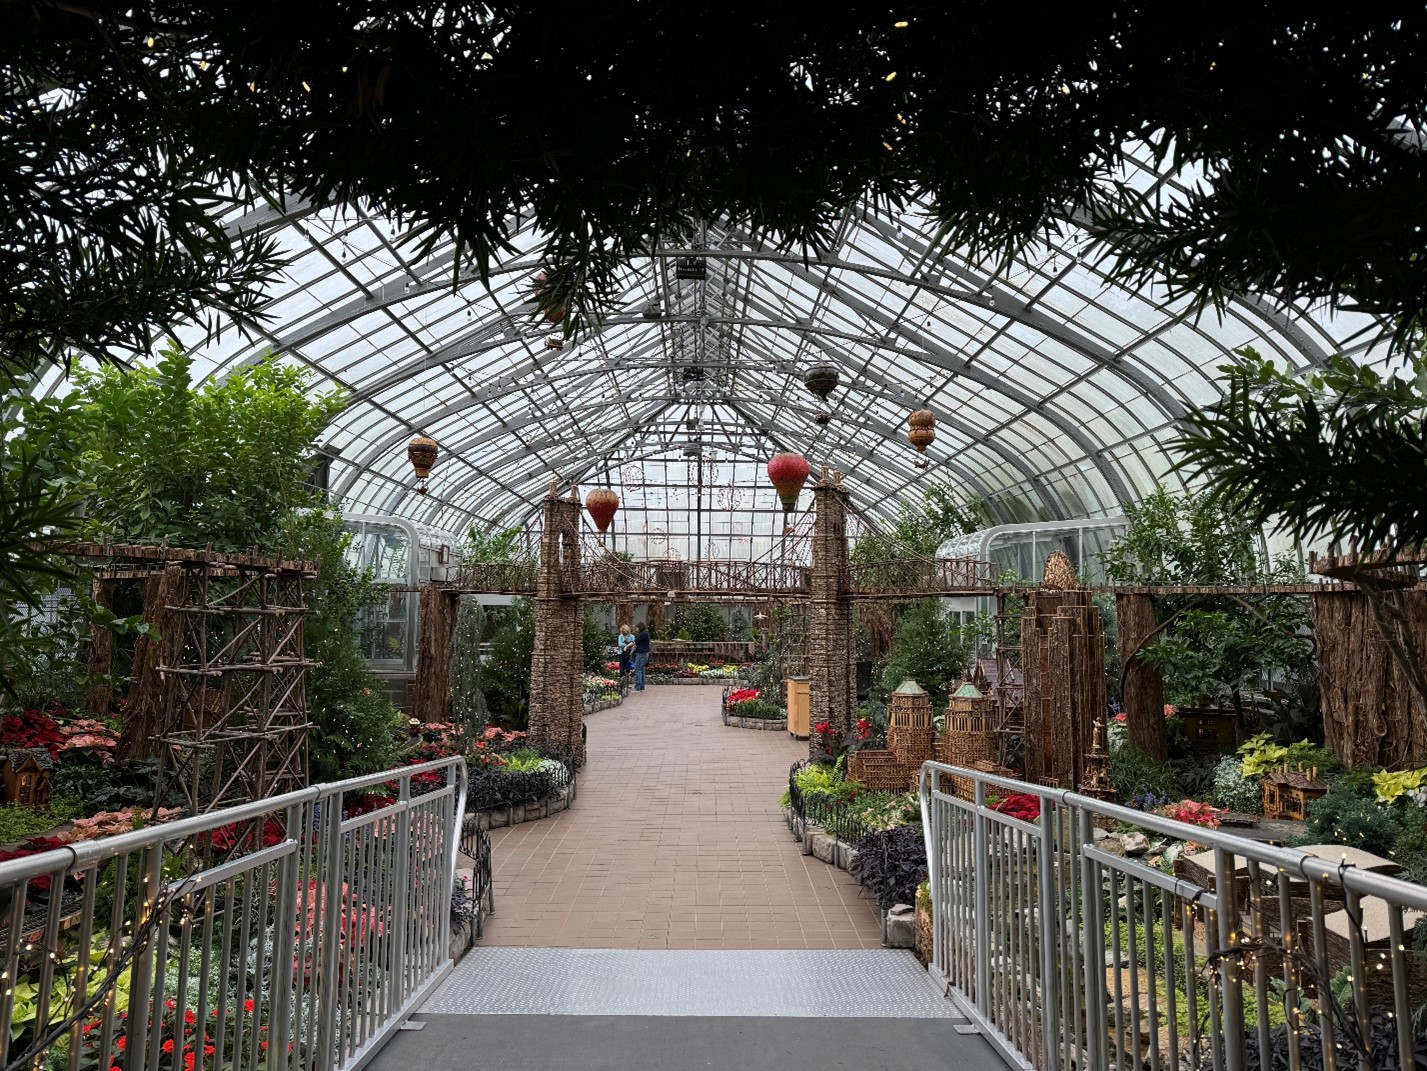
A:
724,714,786,731
785,809,860,871
463,782,575,831
584,696,624,714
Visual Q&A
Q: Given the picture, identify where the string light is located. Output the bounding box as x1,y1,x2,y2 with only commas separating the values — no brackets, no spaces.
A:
884,72,898,82
894,20,909,27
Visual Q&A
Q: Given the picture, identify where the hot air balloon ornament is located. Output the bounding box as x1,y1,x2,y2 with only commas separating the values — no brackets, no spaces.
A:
585,489,620,540
908,408,935,469
767,452,811,530
802,362,840,425
407,436,439,495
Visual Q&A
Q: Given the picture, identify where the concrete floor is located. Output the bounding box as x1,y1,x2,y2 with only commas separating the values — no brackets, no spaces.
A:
375,1015,1003,1071
480,685,883,949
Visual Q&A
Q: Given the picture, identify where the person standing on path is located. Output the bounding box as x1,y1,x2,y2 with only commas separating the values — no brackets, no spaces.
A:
632,623,651,691
616,623,634,692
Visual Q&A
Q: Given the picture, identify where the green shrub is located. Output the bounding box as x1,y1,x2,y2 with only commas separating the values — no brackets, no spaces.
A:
728,699,784,720
450,595,488,725
1302,783,1401,857
1109,744,1176,802
674,604,726,642
0,800,81,845
1210,755,1263,813
287,510,402,782
480,599,535,729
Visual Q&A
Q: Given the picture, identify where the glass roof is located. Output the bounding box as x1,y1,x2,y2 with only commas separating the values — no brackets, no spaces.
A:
32,145,1394,560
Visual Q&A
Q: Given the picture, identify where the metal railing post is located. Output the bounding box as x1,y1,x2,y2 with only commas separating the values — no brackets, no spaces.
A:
1038,801,1062,1071
1214,846,1246,1071
973,776,991,1018
315,793,346,1071
920,766,942,977
1078,805,1106,1071
391,772,414,1009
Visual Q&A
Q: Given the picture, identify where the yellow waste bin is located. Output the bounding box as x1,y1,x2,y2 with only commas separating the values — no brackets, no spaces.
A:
786,676,810,739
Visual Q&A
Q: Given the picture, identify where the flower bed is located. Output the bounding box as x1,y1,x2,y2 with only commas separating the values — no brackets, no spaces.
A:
391,723,578,830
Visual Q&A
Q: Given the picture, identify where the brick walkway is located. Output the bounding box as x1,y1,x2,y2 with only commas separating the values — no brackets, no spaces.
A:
480,685,883,949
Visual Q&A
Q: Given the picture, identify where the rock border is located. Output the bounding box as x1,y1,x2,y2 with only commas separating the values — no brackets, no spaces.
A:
584,695,624,714
463,781,576,831
724,714,786,731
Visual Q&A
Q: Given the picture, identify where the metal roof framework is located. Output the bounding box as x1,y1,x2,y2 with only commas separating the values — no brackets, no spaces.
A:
34,145,1392,561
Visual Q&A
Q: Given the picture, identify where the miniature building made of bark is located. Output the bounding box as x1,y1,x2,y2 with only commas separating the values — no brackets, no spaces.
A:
3,749,54,808
939,682,995,768
1262,764,1329,821
887,679,936,765
1021,552,1106,790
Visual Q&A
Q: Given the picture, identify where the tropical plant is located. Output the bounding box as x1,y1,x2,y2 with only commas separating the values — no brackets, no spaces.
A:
282,510,401,783
1177,348,1427,706
18,345,343,553
1102,487,1313,734
849,825,928,910
875,599,976,711
480,599,536,729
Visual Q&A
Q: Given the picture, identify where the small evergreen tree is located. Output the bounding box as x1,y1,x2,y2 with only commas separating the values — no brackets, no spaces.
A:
450,595,488,726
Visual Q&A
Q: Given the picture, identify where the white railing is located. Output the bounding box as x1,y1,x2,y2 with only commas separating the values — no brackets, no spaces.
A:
0,757,466,1071
919,760,1427,1071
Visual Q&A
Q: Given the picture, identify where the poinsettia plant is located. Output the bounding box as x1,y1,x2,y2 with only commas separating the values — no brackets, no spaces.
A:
990,793,1042,823
1159,798,1225,828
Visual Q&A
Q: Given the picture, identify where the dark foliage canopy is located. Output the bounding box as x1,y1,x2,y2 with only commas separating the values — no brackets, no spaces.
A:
5,1,1426,382
1176,350,1427,552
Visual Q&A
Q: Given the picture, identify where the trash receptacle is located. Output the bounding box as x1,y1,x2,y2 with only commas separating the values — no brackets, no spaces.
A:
786,676,810,739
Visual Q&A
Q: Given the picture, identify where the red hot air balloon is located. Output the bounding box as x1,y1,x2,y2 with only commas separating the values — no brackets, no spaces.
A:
585,489,620,533
767,453,811,519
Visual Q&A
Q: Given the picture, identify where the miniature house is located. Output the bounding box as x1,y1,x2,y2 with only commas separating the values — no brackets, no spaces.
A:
1177,706,1239,753
1262,764,1328,821
3,749,54,808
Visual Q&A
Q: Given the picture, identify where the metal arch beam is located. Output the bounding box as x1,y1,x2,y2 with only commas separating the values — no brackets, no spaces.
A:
731,283,1072,521
425,385,950,530
347,355,1023,524
662,236,1189,427
764,256,1138,508
328,308,1107,498
398,397,678,523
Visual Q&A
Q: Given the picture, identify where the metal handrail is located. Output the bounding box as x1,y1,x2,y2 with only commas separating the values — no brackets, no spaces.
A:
918,759,1427,1071
0,757,468,1071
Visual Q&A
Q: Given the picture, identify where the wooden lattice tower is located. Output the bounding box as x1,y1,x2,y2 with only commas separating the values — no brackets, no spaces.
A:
528,482,587,765
887,679,936,764
807,468,856,753
157,557,315,812
939,682,994,767
1020,552,1106,791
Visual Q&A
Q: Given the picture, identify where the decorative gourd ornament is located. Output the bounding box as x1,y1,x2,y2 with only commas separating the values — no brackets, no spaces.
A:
766,453,811,521
908,409,936,453
585,489,620,533
407,436,439,495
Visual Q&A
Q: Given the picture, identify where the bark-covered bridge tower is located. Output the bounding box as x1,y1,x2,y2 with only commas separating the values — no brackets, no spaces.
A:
807,467,857,754
528,482,587,765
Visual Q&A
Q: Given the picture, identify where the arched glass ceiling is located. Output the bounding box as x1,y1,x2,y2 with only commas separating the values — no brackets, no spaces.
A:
34,144,1392,559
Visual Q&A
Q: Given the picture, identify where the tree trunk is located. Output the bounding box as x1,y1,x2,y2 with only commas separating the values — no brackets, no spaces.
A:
1116,592,1166,760
120,566,183,763
85,578,116,717
1314,589,1427,767
411,587,458,724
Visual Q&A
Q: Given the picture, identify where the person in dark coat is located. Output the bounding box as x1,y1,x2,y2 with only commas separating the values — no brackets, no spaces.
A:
632,623,651,691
